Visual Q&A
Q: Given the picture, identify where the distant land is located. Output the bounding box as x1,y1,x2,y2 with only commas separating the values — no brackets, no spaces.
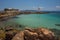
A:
0,8,60,20
21,10,60,13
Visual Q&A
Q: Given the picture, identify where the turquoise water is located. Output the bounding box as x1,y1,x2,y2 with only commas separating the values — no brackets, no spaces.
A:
0,13,60,30
11,13,60,29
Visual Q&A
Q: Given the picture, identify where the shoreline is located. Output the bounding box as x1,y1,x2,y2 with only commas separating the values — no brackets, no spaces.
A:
0,26,59,40
0,9,49,20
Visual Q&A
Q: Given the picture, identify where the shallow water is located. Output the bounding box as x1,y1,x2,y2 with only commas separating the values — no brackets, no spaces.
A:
0,13,60,30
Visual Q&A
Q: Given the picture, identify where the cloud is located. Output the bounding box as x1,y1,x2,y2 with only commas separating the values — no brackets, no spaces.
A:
56,6,60,8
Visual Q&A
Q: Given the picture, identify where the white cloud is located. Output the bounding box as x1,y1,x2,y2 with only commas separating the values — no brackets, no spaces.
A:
56,6,60,8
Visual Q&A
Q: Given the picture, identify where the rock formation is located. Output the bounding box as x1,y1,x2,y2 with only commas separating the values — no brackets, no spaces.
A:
0,30,5,40
12,31,24,40
5,26,20,40
12,28,55,40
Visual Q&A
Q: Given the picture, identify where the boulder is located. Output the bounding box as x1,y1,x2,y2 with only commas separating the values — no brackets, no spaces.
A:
24,30,38,40
12,27,55,40
12,31,24,40
35,28,55,40
5,26,13,31
25,27,35,32
5,26,20,40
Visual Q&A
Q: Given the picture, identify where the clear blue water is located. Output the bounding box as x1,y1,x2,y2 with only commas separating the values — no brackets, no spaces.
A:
1,13,60,30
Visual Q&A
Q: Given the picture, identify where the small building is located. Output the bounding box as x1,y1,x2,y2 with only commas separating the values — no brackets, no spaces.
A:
4,8,20,16
4,8,19,12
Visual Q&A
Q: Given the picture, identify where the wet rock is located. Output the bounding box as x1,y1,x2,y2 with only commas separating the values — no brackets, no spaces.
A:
55,24,60,26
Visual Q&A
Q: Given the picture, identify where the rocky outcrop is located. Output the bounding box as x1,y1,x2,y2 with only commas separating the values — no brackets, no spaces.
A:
5,26,20,40
34,28,55,40
24,30,38,40
12,28,55,40
12,31,24,40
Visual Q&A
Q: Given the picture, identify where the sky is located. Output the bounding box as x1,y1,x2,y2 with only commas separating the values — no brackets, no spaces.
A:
0,0,60,11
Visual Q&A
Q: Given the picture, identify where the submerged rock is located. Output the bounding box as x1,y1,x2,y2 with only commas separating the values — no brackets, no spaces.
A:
12,27,55,40
55,24,60,26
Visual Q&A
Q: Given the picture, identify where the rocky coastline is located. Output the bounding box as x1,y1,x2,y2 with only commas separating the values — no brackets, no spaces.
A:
0,8,49,21
0,8,60,40
0,26,59,40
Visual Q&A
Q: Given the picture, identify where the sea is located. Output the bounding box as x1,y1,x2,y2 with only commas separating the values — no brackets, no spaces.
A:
0,12,60,37
0,12,60,30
